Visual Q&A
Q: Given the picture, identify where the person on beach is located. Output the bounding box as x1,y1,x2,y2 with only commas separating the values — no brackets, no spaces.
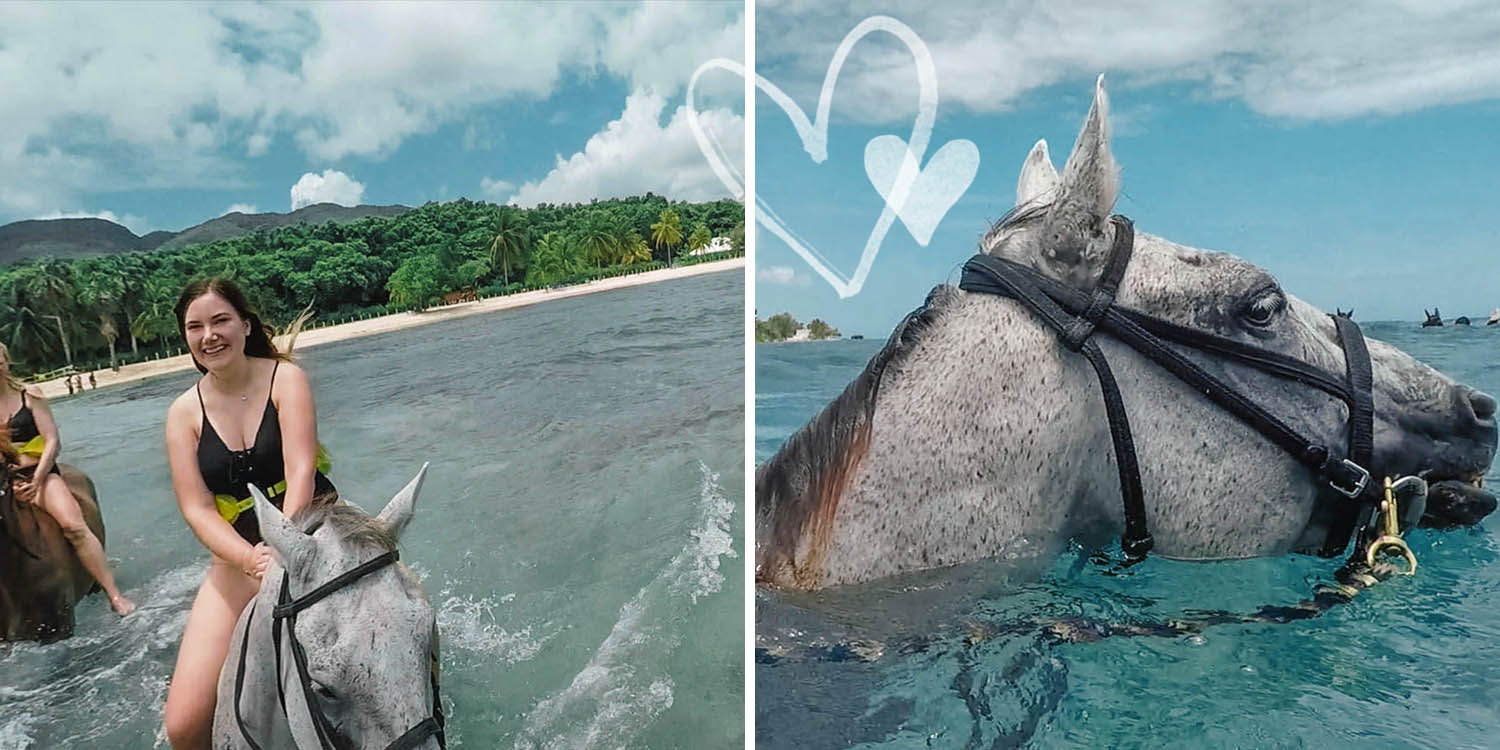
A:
161,278,336,749
89,372,97,389
66,378,74,395
0,343,136,615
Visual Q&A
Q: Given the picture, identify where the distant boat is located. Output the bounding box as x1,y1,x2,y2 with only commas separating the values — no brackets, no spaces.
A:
1423,308,1443,327
850,335,864,340
1489,308,1498,326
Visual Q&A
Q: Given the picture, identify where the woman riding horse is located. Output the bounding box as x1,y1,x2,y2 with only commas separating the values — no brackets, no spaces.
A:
0,342,135,615
162,279,336,750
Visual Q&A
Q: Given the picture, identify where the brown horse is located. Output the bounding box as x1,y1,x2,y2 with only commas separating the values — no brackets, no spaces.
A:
0,463,106,642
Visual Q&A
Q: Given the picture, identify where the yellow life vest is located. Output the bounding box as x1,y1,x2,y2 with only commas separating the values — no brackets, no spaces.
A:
14,435,45,458
214,445,333,524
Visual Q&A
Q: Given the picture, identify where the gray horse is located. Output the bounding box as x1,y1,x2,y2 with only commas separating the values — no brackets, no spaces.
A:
213,466,442,750
757,78,1498,590
0,464,107,641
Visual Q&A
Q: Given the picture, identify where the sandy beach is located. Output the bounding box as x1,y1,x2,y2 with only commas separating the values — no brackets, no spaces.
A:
35,257,744,399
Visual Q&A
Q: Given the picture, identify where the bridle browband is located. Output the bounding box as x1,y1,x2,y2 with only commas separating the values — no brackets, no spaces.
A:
958,214,1379,561
233,548,447,750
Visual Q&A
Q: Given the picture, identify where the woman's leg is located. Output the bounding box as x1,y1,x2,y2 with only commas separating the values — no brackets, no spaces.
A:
164,560,259,750
37,472,136,614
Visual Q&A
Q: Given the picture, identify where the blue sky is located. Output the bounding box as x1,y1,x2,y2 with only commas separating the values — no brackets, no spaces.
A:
753,2,1500,329
0,2,744,234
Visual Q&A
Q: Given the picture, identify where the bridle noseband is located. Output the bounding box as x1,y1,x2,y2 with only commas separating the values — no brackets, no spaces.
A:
958,215,1381,561
234,548,446,750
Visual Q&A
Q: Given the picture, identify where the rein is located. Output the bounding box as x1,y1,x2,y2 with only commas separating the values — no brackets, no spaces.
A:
958,215,1383,562
233,548,446,750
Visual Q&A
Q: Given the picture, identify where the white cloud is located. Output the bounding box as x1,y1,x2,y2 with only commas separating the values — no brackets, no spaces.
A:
757,265,811,286
0,3,745,222
290,170,365,210
509,91,743,208
757,1,1500,123
31,209,150,234
479,177,516,201
223,203,259,215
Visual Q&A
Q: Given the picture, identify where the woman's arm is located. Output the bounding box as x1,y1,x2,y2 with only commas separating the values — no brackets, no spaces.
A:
165,394,262,573
271,362,320,519
26,388,61,478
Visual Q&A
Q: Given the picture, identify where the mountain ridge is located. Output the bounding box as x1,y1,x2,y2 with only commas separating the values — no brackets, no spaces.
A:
0,202,412,266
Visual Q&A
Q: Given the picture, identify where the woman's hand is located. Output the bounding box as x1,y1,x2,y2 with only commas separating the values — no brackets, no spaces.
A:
240,542,272,580
13,477,38,505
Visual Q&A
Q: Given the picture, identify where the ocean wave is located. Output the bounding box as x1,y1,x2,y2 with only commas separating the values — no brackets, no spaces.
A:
512,461,737,750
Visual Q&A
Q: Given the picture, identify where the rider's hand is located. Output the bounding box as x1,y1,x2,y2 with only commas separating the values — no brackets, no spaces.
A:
13,478,37,505
241,543,272,580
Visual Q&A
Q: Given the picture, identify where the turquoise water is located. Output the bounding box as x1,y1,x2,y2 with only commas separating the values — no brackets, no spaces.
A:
756,322,1500,749
0,270,745,749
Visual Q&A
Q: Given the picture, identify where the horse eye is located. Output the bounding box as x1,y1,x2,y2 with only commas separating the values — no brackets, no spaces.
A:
1242,290,1283,328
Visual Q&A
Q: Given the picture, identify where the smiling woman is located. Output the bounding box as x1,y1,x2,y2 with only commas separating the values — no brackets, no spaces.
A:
162,277,340,750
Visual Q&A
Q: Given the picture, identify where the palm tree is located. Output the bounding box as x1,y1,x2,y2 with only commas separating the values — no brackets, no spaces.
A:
687,222,713,253
650,208,683,262
79,272,126,370
486,209,530,286
620,231,652,264
18,260,79,368
578,215,619,269
131,275,180,351
529,232,581,285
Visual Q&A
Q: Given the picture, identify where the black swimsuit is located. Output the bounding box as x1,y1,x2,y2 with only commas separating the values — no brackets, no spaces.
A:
196,362,335,544
8,391,60,476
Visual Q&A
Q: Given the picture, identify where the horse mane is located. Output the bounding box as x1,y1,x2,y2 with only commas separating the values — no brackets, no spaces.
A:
291,492,397,553
756,284,957,585
980,200,1052,255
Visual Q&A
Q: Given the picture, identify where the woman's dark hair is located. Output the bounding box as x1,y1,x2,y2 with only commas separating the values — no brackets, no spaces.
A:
175,277,291,374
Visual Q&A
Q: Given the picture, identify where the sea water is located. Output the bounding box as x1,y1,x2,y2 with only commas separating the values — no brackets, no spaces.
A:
0,270,745,749
756,321,1500,749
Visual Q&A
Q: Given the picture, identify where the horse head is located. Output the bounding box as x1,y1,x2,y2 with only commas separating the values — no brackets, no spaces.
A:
249,466,441,749
756,77,1496,590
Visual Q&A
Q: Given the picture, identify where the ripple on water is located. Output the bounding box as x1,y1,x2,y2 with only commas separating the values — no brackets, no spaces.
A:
513,463,737,750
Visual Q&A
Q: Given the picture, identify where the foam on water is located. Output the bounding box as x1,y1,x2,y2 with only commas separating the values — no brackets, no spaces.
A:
0,562,204,749
514,462,737,750
437,592,554,665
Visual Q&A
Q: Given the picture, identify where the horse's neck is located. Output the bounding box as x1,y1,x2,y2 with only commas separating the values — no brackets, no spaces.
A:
815,295,1115,587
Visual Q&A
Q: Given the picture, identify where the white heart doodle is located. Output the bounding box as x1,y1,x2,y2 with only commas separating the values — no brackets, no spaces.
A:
864,135,980,246
687,16,977,298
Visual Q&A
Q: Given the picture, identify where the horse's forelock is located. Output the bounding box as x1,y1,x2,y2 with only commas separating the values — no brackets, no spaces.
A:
292,495,397,554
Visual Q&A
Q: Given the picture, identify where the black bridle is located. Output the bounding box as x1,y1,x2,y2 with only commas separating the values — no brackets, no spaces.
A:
958,215,1380,561
233,549,447,750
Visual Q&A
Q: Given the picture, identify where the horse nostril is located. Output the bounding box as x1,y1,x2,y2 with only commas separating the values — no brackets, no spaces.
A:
1471,390,1498,421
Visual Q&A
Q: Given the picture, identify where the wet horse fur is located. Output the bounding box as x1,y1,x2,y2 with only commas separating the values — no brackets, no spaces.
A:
756,77,1498,590
0,464,107,642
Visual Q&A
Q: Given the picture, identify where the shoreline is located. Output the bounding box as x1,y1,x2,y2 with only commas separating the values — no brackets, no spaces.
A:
35,257,744,399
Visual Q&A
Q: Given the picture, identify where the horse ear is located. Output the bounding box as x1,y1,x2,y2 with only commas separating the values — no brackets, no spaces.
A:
1016,139,1059,207
253,484,314,568
376,463,429,540
1036,75,1121,286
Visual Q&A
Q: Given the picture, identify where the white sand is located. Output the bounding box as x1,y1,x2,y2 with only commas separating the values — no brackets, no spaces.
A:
35,258,744,399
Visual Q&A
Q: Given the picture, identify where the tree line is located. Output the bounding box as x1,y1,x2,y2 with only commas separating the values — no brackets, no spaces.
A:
754,313,839,342
0,195,744,377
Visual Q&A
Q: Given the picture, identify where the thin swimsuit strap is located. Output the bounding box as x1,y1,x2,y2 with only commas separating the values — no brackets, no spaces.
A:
196,360,282,451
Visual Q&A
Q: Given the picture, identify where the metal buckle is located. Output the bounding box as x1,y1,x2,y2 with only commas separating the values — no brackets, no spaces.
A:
1366,476,1418,575
1329,458,1371,498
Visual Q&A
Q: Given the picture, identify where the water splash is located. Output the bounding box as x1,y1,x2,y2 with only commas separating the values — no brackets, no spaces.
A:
437,593,552,665
513,462,737,750
0,562,203,749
